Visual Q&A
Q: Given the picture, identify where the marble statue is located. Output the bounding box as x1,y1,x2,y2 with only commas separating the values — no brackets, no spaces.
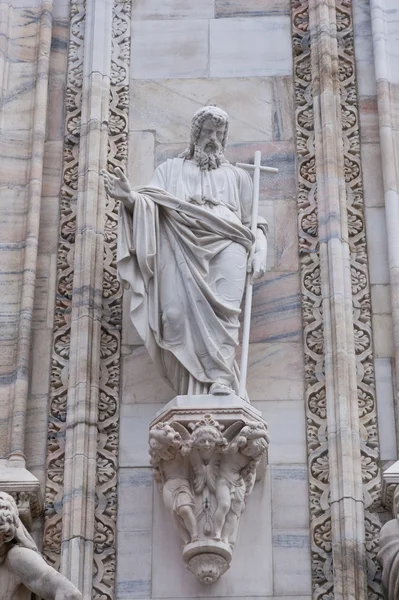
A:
378,482,399,600
149,414,269,583
103,105,268,397
0,492,81,600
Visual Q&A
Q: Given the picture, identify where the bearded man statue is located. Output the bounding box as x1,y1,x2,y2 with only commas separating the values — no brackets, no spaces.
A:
103,105,268,397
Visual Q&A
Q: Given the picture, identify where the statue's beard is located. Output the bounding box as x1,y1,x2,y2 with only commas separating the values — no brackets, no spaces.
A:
194,142,224,170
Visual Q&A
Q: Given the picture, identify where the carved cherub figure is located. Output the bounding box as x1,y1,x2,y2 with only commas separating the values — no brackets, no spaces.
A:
213,422,269,544
186,416,227,495
0,492,82,600
149,423,198,544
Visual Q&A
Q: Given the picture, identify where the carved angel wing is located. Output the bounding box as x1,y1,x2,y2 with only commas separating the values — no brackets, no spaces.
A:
170,422,190,440
223,421,245,442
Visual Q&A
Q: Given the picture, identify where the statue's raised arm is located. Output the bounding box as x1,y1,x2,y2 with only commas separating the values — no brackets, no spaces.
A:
104,105,268,399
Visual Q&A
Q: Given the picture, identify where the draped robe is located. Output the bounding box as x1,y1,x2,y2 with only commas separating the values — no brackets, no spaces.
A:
117,158,267,395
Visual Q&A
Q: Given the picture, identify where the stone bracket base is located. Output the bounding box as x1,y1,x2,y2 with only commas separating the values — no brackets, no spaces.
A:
149,394,269,583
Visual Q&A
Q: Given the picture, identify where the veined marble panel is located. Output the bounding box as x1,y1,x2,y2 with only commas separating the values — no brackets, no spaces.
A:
128,131,155,186
225,141,296,200
215,0,290,18
271,466,309,530
381,0,399,84
131,0,215,19
372,313,394,358
253,400,307,465
244,342,305,401
130,20,209,79
365,206,390,284
210,17,292,77
272,530,311,595
249,272,302,344
130,78,275,144
121,347,175,404
375,358,397,461
371,283,392,314
353,0,377,96
120,403,165,467
359,96,380,143
361,143,384,207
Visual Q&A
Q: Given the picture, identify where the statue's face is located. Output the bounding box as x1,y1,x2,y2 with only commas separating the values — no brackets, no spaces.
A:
194,430,217,458
197,117,225,154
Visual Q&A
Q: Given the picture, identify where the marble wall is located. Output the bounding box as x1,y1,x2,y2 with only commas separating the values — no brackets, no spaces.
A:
0,0,68,541
117,1,312,598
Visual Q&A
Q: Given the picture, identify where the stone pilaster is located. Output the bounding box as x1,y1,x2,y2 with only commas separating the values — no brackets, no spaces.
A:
59,0,113,595
44,2,130,599
292,0,381,597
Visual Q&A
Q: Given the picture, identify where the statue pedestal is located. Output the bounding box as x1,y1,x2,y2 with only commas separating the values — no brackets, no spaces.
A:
149,394,269,583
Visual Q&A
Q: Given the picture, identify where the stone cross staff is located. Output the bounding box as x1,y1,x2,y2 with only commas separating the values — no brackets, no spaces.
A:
236,150,278,398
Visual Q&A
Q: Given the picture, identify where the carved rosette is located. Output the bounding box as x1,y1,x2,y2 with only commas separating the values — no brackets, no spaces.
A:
44,0,86,569
149,399,269,583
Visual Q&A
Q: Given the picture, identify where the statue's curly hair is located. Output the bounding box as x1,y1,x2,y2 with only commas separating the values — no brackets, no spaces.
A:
0,492,38,551
179,105,230,160
0,493,18,543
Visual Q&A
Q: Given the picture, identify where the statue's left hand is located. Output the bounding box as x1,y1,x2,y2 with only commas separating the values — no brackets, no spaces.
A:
249,229,267,282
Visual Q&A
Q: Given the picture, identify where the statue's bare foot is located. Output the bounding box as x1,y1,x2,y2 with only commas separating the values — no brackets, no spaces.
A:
213,535,221,542
210,382,232,395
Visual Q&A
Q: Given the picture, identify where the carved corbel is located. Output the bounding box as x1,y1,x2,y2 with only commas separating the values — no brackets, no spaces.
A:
149,396,269,583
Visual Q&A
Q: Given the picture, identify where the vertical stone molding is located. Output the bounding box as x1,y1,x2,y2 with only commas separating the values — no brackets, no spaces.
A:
292,0,381,597
44,0,86,570
369,0,399,452
336,3,381,596
93,2,131,599
59,0,114,595
292,2,332,597
44,2,130,599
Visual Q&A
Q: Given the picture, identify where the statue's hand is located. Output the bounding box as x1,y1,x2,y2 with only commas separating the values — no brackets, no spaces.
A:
249,229,267,282
102,167,136,208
